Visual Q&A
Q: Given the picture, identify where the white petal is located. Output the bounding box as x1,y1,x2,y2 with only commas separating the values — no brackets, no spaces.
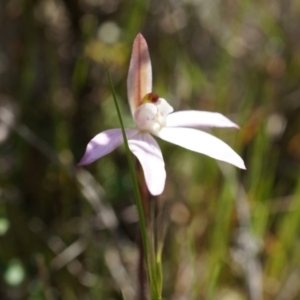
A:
156,127,245,169
78,128,138,166
128,132,166,195
166,111,240,129
157,98,174,117
127,33,152,116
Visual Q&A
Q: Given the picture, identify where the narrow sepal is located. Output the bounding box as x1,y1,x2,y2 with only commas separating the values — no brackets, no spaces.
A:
156,127,246,169
128,132,166,195
78,128,138,166
127,33,152,116
166,111,240,129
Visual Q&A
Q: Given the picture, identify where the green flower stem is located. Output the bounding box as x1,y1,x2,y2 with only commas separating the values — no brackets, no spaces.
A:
104,65,160,299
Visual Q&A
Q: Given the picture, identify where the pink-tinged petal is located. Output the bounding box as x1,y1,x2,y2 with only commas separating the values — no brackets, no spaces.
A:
78,128,139,166
166,111,240,129
127,33,152,116
128,132,166,196
155,127,246,169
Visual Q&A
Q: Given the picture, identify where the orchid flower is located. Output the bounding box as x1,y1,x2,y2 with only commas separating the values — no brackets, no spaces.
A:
78,33,245,195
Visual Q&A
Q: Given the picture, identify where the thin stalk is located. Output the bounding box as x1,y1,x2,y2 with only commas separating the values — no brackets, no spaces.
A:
104,66,159,298
137,160,150,300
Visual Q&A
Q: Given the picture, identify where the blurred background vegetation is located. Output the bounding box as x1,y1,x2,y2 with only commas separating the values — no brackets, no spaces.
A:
0,0,300,299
